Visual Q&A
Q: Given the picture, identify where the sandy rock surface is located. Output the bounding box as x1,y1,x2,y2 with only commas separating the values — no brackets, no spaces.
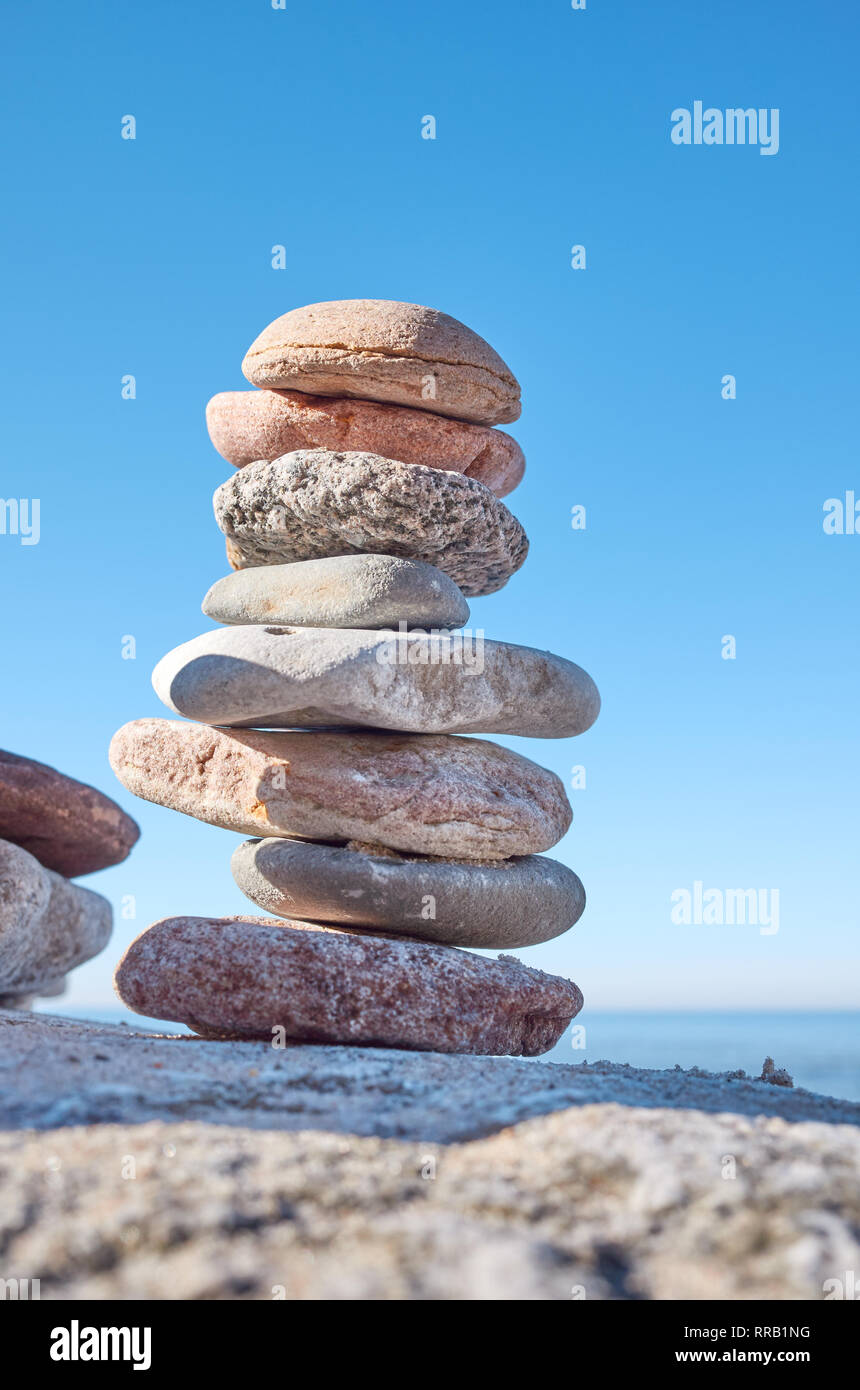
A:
1,1013,858,1300
3,1012,856,1136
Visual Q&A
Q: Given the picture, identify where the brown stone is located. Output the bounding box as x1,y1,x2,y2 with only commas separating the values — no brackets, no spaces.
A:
206,390,525,497
108,719,572,860
0,749,140,877
114,915,582,1055
240,299,521,426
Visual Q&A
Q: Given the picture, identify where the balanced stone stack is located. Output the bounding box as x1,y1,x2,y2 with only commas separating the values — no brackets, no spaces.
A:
110,300,600,1055
0,751,139,1007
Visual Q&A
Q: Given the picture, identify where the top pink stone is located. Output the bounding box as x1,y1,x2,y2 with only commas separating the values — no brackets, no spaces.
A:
240,299,522,426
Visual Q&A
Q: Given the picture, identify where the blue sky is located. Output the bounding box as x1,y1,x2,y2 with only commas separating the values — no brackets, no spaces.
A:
1,0,858,1016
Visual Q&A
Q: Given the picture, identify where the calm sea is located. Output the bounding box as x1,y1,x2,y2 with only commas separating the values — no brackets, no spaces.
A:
39,1006,860,1103
547,1011,860,1102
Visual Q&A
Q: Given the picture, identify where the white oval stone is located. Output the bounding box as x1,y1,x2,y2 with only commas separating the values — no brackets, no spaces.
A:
151,624,600,738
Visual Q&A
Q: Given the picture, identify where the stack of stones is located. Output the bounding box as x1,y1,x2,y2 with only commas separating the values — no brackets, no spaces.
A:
0,751,139,1008
110,300,600,1056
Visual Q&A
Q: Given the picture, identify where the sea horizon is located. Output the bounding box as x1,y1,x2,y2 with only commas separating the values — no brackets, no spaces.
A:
36,1004,860,1104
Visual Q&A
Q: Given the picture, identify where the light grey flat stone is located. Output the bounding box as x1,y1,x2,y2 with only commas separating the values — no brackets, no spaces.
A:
0,838,112,993
0,976,65,1009
202,554,470,630
0,839,51,985
231,837,585,948
151,624,600,738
